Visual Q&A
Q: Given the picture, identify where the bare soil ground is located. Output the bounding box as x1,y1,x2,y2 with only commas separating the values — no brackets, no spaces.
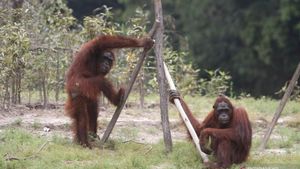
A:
0,103,187,144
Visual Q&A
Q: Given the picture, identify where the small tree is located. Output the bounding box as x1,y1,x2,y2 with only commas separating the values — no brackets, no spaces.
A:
0,15,31,107
198,69,232,96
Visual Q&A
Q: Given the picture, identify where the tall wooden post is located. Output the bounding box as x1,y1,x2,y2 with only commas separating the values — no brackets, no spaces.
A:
153,0,173,152
100,0,173,152
164,63,209,162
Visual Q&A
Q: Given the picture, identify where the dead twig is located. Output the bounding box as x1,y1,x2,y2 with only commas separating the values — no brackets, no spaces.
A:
35,141,49,155
122,139,146,145
144,146,153,155
4,153,21,161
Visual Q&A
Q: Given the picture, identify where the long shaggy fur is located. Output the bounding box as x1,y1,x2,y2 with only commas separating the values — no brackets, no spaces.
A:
177,95,252,168
65,35,152,147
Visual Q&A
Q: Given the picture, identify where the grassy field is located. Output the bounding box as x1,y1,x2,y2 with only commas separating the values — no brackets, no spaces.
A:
0,95,300,169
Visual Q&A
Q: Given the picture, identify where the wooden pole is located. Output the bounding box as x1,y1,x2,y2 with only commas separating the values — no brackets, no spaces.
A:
163,62,209,162
153,0,173,152
100,21,160,145
259,62,300,150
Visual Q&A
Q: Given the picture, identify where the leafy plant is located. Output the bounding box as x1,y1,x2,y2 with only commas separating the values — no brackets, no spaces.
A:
164,47,199,96
198,69,232,96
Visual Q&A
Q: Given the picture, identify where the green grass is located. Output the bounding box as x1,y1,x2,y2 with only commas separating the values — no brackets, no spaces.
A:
168,95,300,121
1,127,300,169
0,128,204,169
247,153,300,169
2,95,300,169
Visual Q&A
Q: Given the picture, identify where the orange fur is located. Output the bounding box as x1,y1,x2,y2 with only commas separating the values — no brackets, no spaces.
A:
176,95,252,168
65,35,153,147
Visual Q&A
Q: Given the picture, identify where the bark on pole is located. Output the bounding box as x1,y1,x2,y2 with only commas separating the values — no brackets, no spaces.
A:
259,62,300,150
100,21,159,145
163,63,209,162
153,0,173,152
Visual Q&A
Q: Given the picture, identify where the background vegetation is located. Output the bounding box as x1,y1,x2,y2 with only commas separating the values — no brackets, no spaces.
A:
0,0,200,109
67,0,300,97
1,0,300,108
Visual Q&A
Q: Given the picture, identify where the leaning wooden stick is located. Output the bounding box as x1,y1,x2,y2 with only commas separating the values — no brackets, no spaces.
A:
100,21,160,145
163,62,209,163
259,62,300,150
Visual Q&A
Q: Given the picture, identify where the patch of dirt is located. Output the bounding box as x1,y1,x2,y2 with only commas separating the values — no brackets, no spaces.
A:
0,103,187,144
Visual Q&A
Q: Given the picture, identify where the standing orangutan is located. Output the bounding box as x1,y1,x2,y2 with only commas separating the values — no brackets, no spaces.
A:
169,91,252,169
65,35,154,148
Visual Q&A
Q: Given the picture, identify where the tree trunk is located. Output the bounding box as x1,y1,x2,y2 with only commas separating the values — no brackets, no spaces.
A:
55,55,60,102
28,89,32,104
16,70,22,104
42,78,48,108
3,76,11,109
11,77,16,104
139,71,145,109
42,64,48,108
39,85,43,103
11,0,24,104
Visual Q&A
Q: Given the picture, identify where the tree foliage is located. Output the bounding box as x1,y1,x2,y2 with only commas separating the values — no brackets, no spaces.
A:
161,0,300,97
104,0,300,97
4,0,298,109
0,0,78,107
0,1,198,109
